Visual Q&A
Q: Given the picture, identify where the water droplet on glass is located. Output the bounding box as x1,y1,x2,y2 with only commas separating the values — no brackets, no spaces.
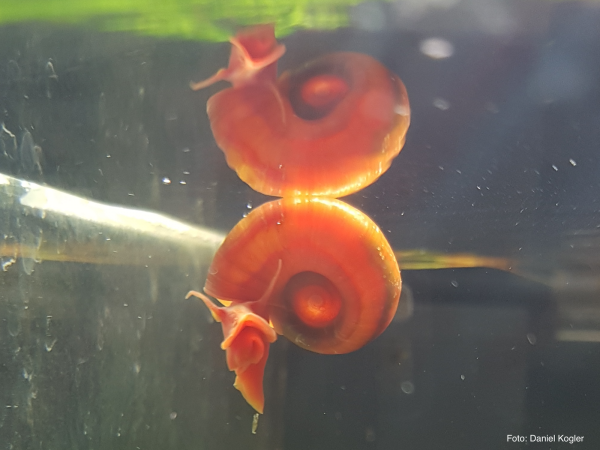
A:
22,368,32,381
401,381,415,394
19,130,43,174
45,61,58,79
45,338,57,352
420,38,454,59
433,97,450,110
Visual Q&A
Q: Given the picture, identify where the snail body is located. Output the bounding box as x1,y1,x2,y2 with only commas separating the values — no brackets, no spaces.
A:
192,25,410,197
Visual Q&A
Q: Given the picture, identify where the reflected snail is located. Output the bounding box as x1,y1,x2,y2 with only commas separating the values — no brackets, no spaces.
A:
191,24,410,198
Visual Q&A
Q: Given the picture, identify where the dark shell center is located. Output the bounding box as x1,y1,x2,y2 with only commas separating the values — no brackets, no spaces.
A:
288,63,351,120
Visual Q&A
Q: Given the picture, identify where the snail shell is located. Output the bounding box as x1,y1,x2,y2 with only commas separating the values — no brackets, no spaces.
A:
205,197,401,354
192,25,410,198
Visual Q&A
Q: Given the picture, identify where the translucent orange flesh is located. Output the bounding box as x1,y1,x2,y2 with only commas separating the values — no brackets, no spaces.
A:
187,290,277,413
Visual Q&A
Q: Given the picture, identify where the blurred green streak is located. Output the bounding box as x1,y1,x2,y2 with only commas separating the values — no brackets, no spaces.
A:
0,0,379,41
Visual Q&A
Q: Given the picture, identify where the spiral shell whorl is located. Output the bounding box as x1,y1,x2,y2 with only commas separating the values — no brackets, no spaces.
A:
205,198,401,354
205,51,410,197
